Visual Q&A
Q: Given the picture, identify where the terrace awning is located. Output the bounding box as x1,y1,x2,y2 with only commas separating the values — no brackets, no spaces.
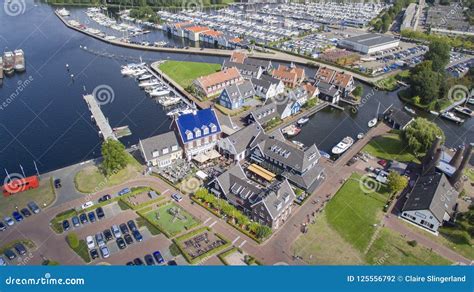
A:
192,150,221,163
247,164,275,182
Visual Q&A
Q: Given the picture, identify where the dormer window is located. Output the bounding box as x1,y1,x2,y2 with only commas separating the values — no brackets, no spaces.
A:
185,130,193,140
194,127,201,137
162,148,169,155
210,123,217,133
202,125,209,135
171,145,178,151
152,150,159,158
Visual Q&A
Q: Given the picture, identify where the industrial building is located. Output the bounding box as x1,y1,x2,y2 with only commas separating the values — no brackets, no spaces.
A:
338,33,400,54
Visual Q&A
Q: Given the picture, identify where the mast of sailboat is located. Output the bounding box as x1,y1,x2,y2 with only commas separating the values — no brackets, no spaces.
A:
376,102,380,119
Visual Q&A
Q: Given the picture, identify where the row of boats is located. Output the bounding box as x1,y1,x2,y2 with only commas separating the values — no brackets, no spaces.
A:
121,63,193,115
0,50,25,78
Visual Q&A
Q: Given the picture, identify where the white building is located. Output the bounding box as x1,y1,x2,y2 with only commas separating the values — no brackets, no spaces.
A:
339,33,400,54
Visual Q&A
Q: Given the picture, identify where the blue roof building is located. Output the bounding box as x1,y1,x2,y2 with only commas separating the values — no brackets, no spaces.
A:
174,108,222,161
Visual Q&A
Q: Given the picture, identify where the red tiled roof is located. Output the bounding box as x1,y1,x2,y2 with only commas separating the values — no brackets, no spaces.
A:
196,67,242,89
201,30,223,37
230,50,247,63
186,26,210,33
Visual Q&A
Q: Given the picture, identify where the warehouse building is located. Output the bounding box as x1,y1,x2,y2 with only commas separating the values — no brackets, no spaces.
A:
338,33,400,54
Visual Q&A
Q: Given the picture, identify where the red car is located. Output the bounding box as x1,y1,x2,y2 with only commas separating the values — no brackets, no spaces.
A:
377,159,388,167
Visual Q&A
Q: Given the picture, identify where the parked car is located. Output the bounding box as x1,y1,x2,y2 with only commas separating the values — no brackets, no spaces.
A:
96,207,105,220
132,230,143,242
14,243,27,255
126,261,134,266
86,236,95,250
0,257,6,266
111,225,122,238
0,222,6,232
27,201,40,214
167,260,177,266
100,246,110,258
4,217,14,226
152,251,164,264
88,212,96,223
124,234,134,245
4,249,16,260
71,216,80,227
95,233,106,247
378,159,388,167
12,211,23,222
20,208,31,218
144,254,155,265
62,219,70,231
119,223,129,235
54,179,62,188
90,249,99,260
133,258,144,265
79,213,88,224
127,220,137,232
103,229,113,242
81,201,94,210
98,194,111,202
118,188,131,196
171,193,183,202
116,237,126,250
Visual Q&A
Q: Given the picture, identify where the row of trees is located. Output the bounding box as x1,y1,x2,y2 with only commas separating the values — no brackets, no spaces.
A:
371,0,414,33
130,5,161,23
194,188,272,240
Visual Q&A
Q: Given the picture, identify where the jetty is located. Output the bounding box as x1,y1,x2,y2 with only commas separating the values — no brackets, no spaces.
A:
83,94,116,140
439,97,467,114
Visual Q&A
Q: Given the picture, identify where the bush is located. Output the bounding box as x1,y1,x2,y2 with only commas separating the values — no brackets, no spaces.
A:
408,240,418,247
169,243,182,257
67,233,79,249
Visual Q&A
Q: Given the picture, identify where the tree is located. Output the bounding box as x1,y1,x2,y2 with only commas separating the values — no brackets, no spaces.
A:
409,61,442,104
387,171,408,194
403,118,445,154
255,225,272,239
101,139,128,176
425,39,451,72
353,85,363,98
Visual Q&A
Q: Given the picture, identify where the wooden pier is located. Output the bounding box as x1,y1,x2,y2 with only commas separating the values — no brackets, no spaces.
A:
83,94,116,141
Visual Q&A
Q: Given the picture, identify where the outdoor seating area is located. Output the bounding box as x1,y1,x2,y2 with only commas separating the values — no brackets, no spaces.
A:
157,159,193,184
182,231,226,260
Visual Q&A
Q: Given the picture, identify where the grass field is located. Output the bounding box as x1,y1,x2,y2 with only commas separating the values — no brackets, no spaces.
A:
363,133,419,163
325,173,390,252
366,228,452,265
74,155,141,194
143,202,199,237
159,61,221,88
0,178,55,218
292,212,365,265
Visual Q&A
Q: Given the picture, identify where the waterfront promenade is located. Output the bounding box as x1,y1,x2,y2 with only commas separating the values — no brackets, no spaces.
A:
54,11,396,85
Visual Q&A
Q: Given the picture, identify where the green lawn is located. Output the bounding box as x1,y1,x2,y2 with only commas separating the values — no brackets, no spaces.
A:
70,240,91,263
363,133,419,163
74,154,141,194
159,61,221,89
325,173,390,252
465,168,474,182
0,178,55,218
366,228,452,265
142,202,199,237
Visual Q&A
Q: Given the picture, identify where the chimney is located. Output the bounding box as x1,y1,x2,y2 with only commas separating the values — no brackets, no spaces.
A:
449,143,472,190
422,136,442,169
423,147,443,176
449,145,464,169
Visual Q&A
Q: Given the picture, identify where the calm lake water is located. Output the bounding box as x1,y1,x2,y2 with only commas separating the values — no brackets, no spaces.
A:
0,1,471,180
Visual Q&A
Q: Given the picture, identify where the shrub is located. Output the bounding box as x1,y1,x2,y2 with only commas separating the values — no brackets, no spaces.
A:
169,243,181,257
407,240,418,247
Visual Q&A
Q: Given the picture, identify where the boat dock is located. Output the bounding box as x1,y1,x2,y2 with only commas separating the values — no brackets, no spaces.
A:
83,94,116,140
440,97,466,114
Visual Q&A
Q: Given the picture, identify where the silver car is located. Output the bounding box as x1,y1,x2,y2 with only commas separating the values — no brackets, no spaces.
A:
111,225,122,239
95,233,105,247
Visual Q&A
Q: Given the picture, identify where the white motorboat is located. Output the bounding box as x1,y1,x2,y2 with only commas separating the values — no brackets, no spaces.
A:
139,79,160,88
149,90,171,97
137,74,153,81
160,97,181,106
57,8,70,16
331,136,354,155
297,117,309,126
404,106,416,115
357,133,364,139
281,124,301,137
368,118,377,128
430,110,439,116
131,68,147,76
292,140,305,148
454,106,473,117
440,112,464,124
468,98,474,105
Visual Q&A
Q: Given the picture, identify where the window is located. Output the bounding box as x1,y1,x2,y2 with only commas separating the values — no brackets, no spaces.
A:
210,123,217,133
171,145,178,152
186,130,193,140
194,128,201,138
202,125,209,135
152,150,159,158
162,148,169,155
